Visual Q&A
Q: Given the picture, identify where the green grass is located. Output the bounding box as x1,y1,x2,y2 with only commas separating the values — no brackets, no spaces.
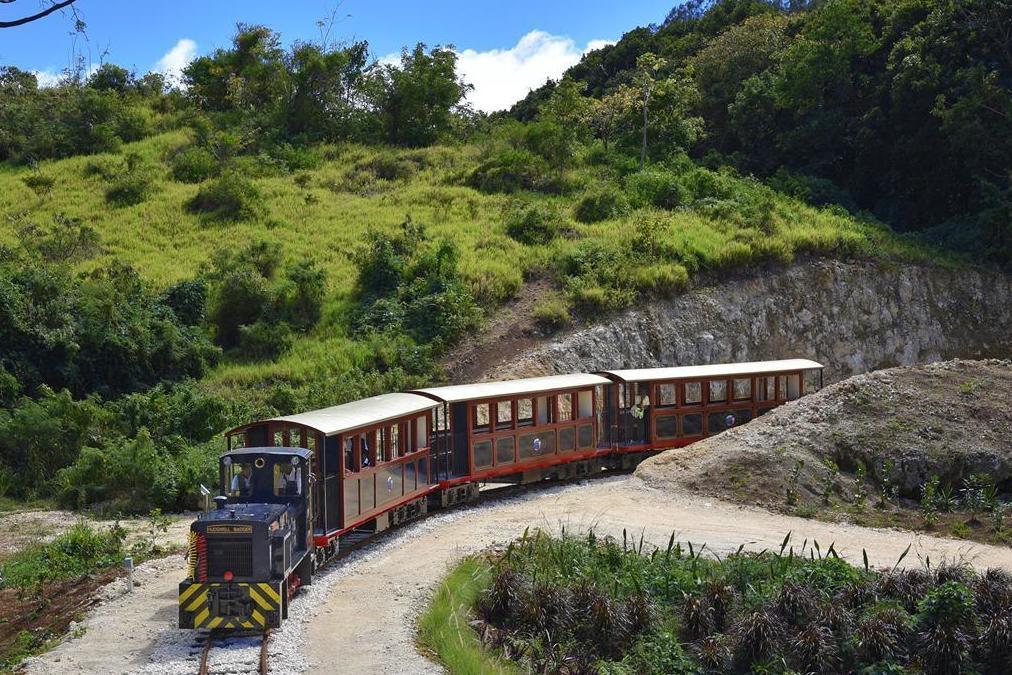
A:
417,556,517,675
0,523,125,591
0,132,956,402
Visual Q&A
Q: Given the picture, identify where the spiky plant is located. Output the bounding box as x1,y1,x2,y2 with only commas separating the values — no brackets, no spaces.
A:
477,567,528,625
878,568,931,612
526,581,574,635
916,581,977,674
692,634,731,672
570,585,630,659
790,622,840,673
973,568,1012,615
623,592,655,635
775,580,820,625
733,605,785,667
835,577,876,610
935,561,974,586
701,578,739,631
680,592,715,640
978,608,1012,672
853,605,912,664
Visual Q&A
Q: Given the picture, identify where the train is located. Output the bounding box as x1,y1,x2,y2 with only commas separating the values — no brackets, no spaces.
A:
179,359,823,631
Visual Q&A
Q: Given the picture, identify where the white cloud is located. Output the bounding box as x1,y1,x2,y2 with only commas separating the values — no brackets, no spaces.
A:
155,38,197,87
32,69,65,87
380,30,614,114
457,31,614,113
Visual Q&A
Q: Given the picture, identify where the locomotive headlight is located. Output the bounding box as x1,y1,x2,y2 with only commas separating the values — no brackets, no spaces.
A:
224,570,234,582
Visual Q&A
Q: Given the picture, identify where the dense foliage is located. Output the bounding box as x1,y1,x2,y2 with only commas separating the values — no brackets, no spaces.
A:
515,0,1012,264
459,530,1012,674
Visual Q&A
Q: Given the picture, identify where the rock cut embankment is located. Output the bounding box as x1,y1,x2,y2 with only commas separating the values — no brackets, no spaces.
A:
497,260,1012,383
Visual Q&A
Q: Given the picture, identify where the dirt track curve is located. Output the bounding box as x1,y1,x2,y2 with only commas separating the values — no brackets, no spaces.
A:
23,476,1012,675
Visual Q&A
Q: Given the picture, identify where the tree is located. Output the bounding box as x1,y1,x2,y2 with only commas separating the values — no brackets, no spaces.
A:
375,43,472,147
0,0,81,29
633,53,666,169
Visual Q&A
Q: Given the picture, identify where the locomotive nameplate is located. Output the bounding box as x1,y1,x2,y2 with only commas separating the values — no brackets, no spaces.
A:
207,525,253,534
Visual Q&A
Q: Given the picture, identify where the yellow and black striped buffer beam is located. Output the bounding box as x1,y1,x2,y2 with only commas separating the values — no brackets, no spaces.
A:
178,581,283,630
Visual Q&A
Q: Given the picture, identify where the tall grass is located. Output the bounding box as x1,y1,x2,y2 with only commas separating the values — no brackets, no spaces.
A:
0,132,956,399
417,556,517,675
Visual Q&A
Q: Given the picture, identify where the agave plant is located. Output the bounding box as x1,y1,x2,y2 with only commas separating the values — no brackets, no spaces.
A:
733,605,786,667
877,568,932,612
691,634,731,672
680,591,715,640
790,622,840,673
972,568,1012,615
477,567,529,625
775,580,820,625
701,578,739,631
853,604,912,663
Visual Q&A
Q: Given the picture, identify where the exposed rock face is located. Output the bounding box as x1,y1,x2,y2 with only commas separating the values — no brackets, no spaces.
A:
501,260,1012,382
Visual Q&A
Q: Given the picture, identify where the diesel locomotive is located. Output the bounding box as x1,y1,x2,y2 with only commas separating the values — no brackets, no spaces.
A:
180,359,824,632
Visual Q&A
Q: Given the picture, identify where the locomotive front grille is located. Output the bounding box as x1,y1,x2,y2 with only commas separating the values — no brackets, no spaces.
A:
206,537,253,577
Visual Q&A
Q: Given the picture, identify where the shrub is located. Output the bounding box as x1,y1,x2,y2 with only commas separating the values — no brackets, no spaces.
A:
21,172,56,197
503,200,562,245
625,169,691,209
187,172,266,221
170,146,219,183
274,260,326,332
467,149,559,194
633,264,689,296
208,268,273,349
359,154,416,181
0,523,126,590
574,186,629,223
237,320,293,360
531,296,571,333
162,278,207,326
105,171,154,206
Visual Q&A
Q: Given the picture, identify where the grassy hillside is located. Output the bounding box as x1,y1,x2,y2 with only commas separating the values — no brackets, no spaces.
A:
0,131,938,401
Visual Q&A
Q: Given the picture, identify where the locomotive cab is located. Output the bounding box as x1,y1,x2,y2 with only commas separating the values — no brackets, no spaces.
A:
179,448,314,630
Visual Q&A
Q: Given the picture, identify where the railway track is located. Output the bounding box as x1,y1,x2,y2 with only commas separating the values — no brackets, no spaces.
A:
196,629,271,675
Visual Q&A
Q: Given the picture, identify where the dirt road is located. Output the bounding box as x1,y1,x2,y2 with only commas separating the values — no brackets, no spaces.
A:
22,476,1011,674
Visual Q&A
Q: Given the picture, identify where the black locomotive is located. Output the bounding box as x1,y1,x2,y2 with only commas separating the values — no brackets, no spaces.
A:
179,448,314,630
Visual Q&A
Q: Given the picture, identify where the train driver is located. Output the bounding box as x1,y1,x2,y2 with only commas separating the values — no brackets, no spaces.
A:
230,464,253,496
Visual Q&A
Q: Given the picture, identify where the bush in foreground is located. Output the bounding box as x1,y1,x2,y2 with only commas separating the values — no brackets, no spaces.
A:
427,531,1012,674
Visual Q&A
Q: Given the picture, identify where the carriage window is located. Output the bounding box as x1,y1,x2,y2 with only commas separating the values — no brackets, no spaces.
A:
435,407,448,431
656,415,678,439
274,430,284,447
708,380,727,403
517,399,534,427
390,424,400,458
684,382,702,405
657,383,677,407
733,378,751,401
415,417,427,451
557,393,572,422
786,374,801,400
360,433,373,468
376,428,389,463
344,437,357,473
536,396,551,425
578,390,593,419
473,403,490,434
682,414,703,436
757,376,775,402
230,432,247,449
496,401,514,431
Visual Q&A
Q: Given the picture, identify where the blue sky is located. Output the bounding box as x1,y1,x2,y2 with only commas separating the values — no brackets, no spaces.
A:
1,0,677,111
